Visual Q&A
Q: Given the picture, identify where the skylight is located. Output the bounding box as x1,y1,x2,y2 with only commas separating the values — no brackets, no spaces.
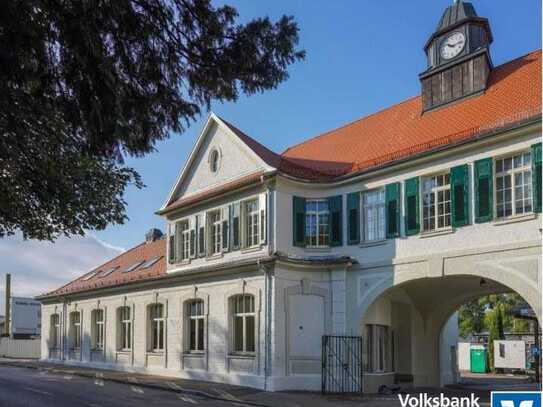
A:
82,271,98,281
140,256,163,270
123,260,145,273
99,266,119,278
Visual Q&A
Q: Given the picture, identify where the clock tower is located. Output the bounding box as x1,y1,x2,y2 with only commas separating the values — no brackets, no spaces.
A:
420,0,493,112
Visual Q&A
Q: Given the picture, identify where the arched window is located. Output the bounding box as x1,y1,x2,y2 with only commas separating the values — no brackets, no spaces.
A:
69,311,81,350
231,294,255,354
91,309,105,350
117,306,132,351
50,314,60,349
186,299,204,352
148,303,165,352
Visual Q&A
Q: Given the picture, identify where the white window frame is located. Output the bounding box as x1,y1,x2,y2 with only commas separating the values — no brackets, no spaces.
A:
186,300,205,353
364,324,393,373
50,314,61,349
243,198,260,248
70,312,81,350
361,188,386,242
119,306,132,351
494,151,533,219
92,309,105,350
231,295,256,355
421,172,451,232
208,209,222,255
305,199,330,248
149,303,165,352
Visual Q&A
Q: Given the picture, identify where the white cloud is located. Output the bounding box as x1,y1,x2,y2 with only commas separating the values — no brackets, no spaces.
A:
0,234,124,314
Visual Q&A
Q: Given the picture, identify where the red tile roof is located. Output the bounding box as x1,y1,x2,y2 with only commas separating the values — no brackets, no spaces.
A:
281,50,541,178
39,238,166,298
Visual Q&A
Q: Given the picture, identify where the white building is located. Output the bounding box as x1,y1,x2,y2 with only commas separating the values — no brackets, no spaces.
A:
38,2,541,393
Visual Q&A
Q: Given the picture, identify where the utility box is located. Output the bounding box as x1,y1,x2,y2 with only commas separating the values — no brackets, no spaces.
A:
470,347,487,373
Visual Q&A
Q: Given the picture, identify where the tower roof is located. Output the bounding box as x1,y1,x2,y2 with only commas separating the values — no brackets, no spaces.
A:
436,1,478,32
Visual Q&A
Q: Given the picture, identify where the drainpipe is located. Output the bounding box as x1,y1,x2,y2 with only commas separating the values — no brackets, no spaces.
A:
4,274,10,337
260,259,272,392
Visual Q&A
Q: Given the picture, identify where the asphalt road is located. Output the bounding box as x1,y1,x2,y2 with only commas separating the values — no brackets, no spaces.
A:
0,366,239,407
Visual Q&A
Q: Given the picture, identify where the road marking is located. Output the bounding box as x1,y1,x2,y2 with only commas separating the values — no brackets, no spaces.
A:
131,386,144,394
215,389,243,402
94,379,104,386
178,395,198,404
23,387,53,396
63,375,73,380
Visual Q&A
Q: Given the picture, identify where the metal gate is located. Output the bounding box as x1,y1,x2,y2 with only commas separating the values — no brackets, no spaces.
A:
322,335,363,394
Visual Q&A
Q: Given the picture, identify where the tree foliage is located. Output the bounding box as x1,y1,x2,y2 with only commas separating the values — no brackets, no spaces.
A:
0,0,305,240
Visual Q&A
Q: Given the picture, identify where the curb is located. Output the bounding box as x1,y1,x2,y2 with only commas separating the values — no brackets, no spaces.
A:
0,361,272,407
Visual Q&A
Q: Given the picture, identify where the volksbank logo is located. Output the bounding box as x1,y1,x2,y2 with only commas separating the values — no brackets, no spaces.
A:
491,392,541,407
398,393,481,407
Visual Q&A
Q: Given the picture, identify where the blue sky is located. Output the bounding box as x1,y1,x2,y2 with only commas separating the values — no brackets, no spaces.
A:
1,1,541,303
97,0,541,250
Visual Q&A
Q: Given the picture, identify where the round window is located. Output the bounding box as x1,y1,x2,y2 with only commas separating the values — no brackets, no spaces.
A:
209,149,220,173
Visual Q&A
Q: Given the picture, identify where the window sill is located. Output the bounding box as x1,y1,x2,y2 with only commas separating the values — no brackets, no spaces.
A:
228,353,256,359
359,239,387,248
174,259,191,266
493,213,536,226
304,247,331,253
419,228,454,238
241,245,263,254
205,253,223,261
183,351,205,357
117,350,132,354
146,351,165,356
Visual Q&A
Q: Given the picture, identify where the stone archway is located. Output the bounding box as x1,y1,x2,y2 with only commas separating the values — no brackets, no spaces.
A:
350,241,541,392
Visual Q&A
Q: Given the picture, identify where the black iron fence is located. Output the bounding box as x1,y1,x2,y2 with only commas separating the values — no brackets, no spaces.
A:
321,335,363,394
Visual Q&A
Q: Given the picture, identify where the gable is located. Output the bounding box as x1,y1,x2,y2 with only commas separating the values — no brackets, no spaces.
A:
167,115,275,206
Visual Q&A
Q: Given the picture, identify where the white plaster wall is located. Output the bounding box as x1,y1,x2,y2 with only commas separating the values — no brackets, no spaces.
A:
494,340,526,369
440,313,459,385
177,123,268,198
40,273,267,389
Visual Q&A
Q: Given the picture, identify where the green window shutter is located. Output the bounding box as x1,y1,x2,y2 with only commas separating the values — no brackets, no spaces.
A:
450,164,470,227
232,203,240,250
328,195,343,247
404,177,420,236
385,183,400,238
532,143,542,213
168,230,176,264
474,158,493,223
221,207,229,251
292,196,306,247
347,192,360,245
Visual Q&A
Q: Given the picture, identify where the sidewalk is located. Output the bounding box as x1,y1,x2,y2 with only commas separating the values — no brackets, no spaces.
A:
0,358,383,407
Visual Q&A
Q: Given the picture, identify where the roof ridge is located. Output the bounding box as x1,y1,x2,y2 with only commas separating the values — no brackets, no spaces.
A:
282,48,542,156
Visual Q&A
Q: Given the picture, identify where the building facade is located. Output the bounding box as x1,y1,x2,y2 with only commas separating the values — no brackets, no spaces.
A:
38,2,542,393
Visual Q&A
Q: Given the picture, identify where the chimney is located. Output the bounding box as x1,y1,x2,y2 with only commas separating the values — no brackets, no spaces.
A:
4,274,10,336
145,228,163,243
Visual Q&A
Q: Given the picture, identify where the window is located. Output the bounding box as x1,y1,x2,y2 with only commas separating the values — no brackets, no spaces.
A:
208,210,222,255
232,295,255,354
91,309,105,350
118,306,132,351
244,199,260,247
50,314,61,349
305,200,329,247
495,152,532,218
362,189,385,241
422,173,451,231
70,312,81,349
149,304,165,352
209,149,220,173
187,300,205,352
364,324,393,373
178,220,191,261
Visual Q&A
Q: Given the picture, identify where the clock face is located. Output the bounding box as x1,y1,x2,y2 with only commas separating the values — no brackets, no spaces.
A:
440,32,466,60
